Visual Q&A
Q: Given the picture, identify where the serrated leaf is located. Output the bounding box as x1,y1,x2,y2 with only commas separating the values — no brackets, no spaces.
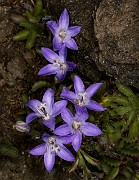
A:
112,95,129,106
115,106,132,116
116,82,135,98
80,149,99,167
104,167,119,180
103,156,121,167
119,148,139,156
32,81,50,91
128,119,139,139
101,161,112,175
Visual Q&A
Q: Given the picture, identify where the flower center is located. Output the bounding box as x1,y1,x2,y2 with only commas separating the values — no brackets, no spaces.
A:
53,59,67,73
52,144,60,154
72,121,81,131
48,137,56,145
59,29,66,39
36,103,50,120
74,92,88,107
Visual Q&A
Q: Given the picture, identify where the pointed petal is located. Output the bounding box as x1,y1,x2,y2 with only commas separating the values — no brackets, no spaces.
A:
72,131,82,152
38,64,59,76
67,61,76,71
65,37,78,50
68,26,81,37
42,117,55,130
54,124,71,136
74,75,85,94
44,150,55,172
60,87,76,103
56,135,74,144
29,143,46,155
86,100,107,111
81,122,102,136
61,108,73,124
53,36,63,51
42,88,54,108
26,112,40,124
59,44,67,62
47,20,58,35
25,99,41,112
75,107,88,122
59,8,69,28
53,100,67,116
55,71,66,81
86,83,102,97
58,145,75,161
42,133,50,142
41,47,59,63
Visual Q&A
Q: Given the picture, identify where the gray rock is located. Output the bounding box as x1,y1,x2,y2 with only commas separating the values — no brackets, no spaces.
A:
94,0,139,88
45,0,102,82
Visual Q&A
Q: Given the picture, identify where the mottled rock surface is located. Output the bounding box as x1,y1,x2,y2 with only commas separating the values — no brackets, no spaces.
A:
94,0,139,88
45,0,139,88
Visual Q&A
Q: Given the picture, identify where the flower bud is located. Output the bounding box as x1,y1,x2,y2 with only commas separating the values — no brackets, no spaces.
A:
13,121,30,133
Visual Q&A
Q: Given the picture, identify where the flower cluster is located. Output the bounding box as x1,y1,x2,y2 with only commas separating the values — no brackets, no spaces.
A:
23,8,107,172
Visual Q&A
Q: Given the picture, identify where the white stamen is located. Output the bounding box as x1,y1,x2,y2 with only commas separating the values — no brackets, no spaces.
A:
53,59,67,74
36,103,50,120
52,144,60,153
72,121,81,130
59,29,66,39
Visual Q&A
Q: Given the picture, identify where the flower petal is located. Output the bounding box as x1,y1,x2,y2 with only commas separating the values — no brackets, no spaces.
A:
29,143,46,155
42,88,54,114
25,99,41,112
42,133,50,142
26,112,40,124
41,47,59,63
56,135,74,144
44,150,55,172
72,131,82,152
81,122,102,136
61,108,73,124
55,70,66,81
86,83,102,97
57,145,75,161
67,61,76,71
64,37,78,50
68,26,81,37
54,124,71,136
60,87,76,103
53,100,67,116
38,64,59,76
74,75,85,94
53,36,63,51
42,117,55,130
86,100,107,111
75,107,88,122
59,44,67,63
47,20,58,35
58,8,69,28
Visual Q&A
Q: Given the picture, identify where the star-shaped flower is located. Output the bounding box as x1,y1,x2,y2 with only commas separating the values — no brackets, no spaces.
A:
54,108,102,152
47,8,81,51
38,45,76,81
25,88,67,130
60,75,107,111
30,133,75,172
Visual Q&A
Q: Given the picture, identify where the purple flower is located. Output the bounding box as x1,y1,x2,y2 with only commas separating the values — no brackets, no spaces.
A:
54,108,102,152
38,45,76,81
25,88,67,130
30,133,75,172
60,75,107,111
47,8,81,51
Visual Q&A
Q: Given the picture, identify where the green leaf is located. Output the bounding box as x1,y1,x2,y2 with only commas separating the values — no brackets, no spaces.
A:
103,156,121,167
34,0,43,17
19,21,35,30
10,14,26,24
101,161,112,175
127,110,137,125
0,144,19,158
21,94,29,103
116,82,135,98
112,95,129,106
115,106,132,116
80,149,99,166
25,10,38,23
78,151,90,174
32,81,50,91
26,30,37,49
104,167,119,180
13,30,29,41
128,118,139,139
68,156,79,172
